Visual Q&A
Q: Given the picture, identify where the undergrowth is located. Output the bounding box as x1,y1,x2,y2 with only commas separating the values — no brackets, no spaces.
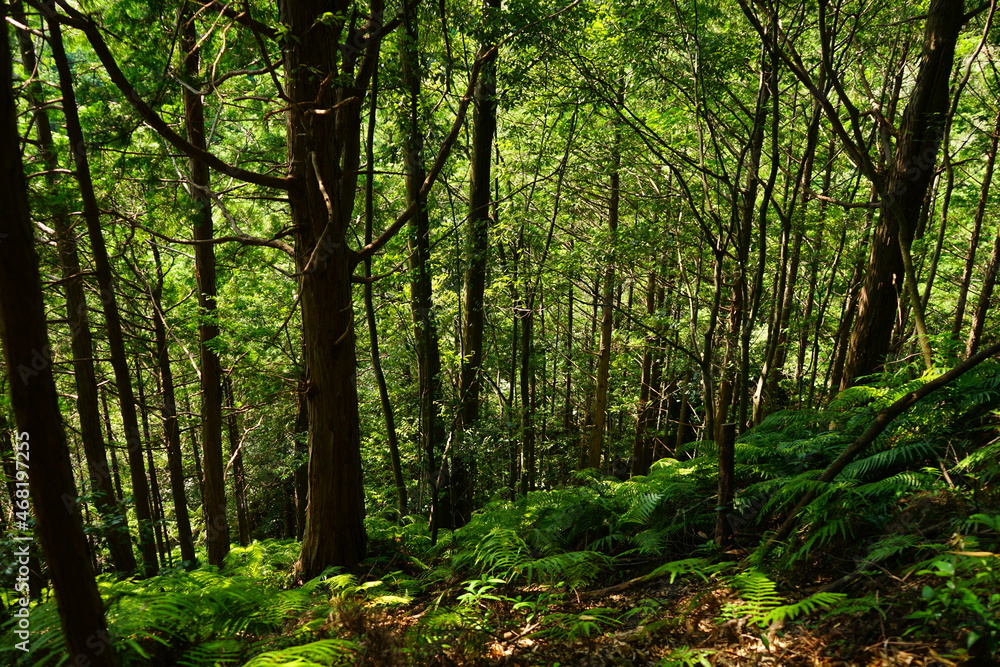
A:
2,362,998,664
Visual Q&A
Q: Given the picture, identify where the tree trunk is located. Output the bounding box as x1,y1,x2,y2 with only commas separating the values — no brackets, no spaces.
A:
588,130,621,469
48,13,159,578
135,364,167,568
460,0,501,428
0,11,118,658
362,69,407,520
11,0,137,574
292,371,309,541
843,0,964,386
286,0,375,578
519,303,536,494
151,244,198,568
400,4,448,533
631,271,659,476
181,8,230,567
953,108,1000,340
966,223,1000,357
223,376,251,546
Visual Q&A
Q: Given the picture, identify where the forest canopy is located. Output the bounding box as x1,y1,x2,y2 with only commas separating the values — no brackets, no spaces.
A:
1,0,1000,664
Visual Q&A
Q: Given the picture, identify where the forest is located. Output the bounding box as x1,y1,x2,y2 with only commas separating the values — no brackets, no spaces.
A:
1,0,1000,664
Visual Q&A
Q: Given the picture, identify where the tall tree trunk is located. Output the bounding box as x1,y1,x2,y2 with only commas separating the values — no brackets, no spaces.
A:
400,4,449,533
953,108,1000,340
966,223,1000,357
588,129,622,469
518,302,535,494
11,0,137,574
135,363,167,568
48,13,159,578
181,8,230,567
0,11,118,658
224,376,251,546
631,271,660,476
151,244,198,568
292,371,308,541
460,0,501,428
843,0,964,386
362,69,407,520
286,0,376,578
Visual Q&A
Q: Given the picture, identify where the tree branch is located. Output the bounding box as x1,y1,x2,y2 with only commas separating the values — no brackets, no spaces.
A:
354,0,582,263
40,0,293,191
110,209,295,258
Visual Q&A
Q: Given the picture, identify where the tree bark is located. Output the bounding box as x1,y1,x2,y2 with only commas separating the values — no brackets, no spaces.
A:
12,0,136,574
966,224,1000,357
953,108,1000,341
286,0,374,577
181,7,230,567
359,63,407,521
48,12,159,578
400,4,448,533
588,128,621,469
224,376,251,547
151,244,198,568
460,0,501,428
842,0,964,386
0,10,118,658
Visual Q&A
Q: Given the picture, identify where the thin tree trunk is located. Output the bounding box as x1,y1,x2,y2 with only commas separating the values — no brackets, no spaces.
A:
588,129,622,468
135,363,167,568
11,0,137,574
460,0,501,428
0,13,118,657
966,224,1000,357
151,244,197,568
363,69,407,520
400,4,448,533
631,271,659,476
181,8,230,567
223,376,251,547
519,303,535,494
293,372,308,541
48,13,159,578
953,108,1000,340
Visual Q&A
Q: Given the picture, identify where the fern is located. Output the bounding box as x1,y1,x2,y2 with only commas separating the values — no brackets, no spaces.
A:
841,441,938,481
647,558,726,584
822,594,886,620
658,646,715,666
243,639,358,667
752,592,846,626
718,570,784,622
518,550,611,587
718,570,843,627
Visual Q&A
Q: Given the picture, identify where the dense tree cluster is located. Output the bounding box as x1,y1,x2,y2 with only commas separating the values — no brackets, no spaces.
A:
1,0,999,662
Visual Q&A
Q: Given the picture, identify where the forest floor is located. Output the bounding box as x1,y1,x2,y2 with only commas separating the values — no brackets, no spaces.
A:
331,558,989,666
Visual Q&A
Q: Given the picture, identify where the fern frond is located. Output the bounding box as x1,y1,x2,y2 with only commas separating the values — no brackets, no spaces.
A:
752,592,846,626
841,441,938,481
243,639,358,667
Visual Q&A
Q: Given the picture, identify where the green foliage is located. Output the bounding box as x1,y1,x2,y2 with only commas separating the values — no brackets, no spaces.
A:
243,639,358,667
531,607,622,641
905,517,1000,654
718,569,844,627
658,646,715,667
0,541,338,666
